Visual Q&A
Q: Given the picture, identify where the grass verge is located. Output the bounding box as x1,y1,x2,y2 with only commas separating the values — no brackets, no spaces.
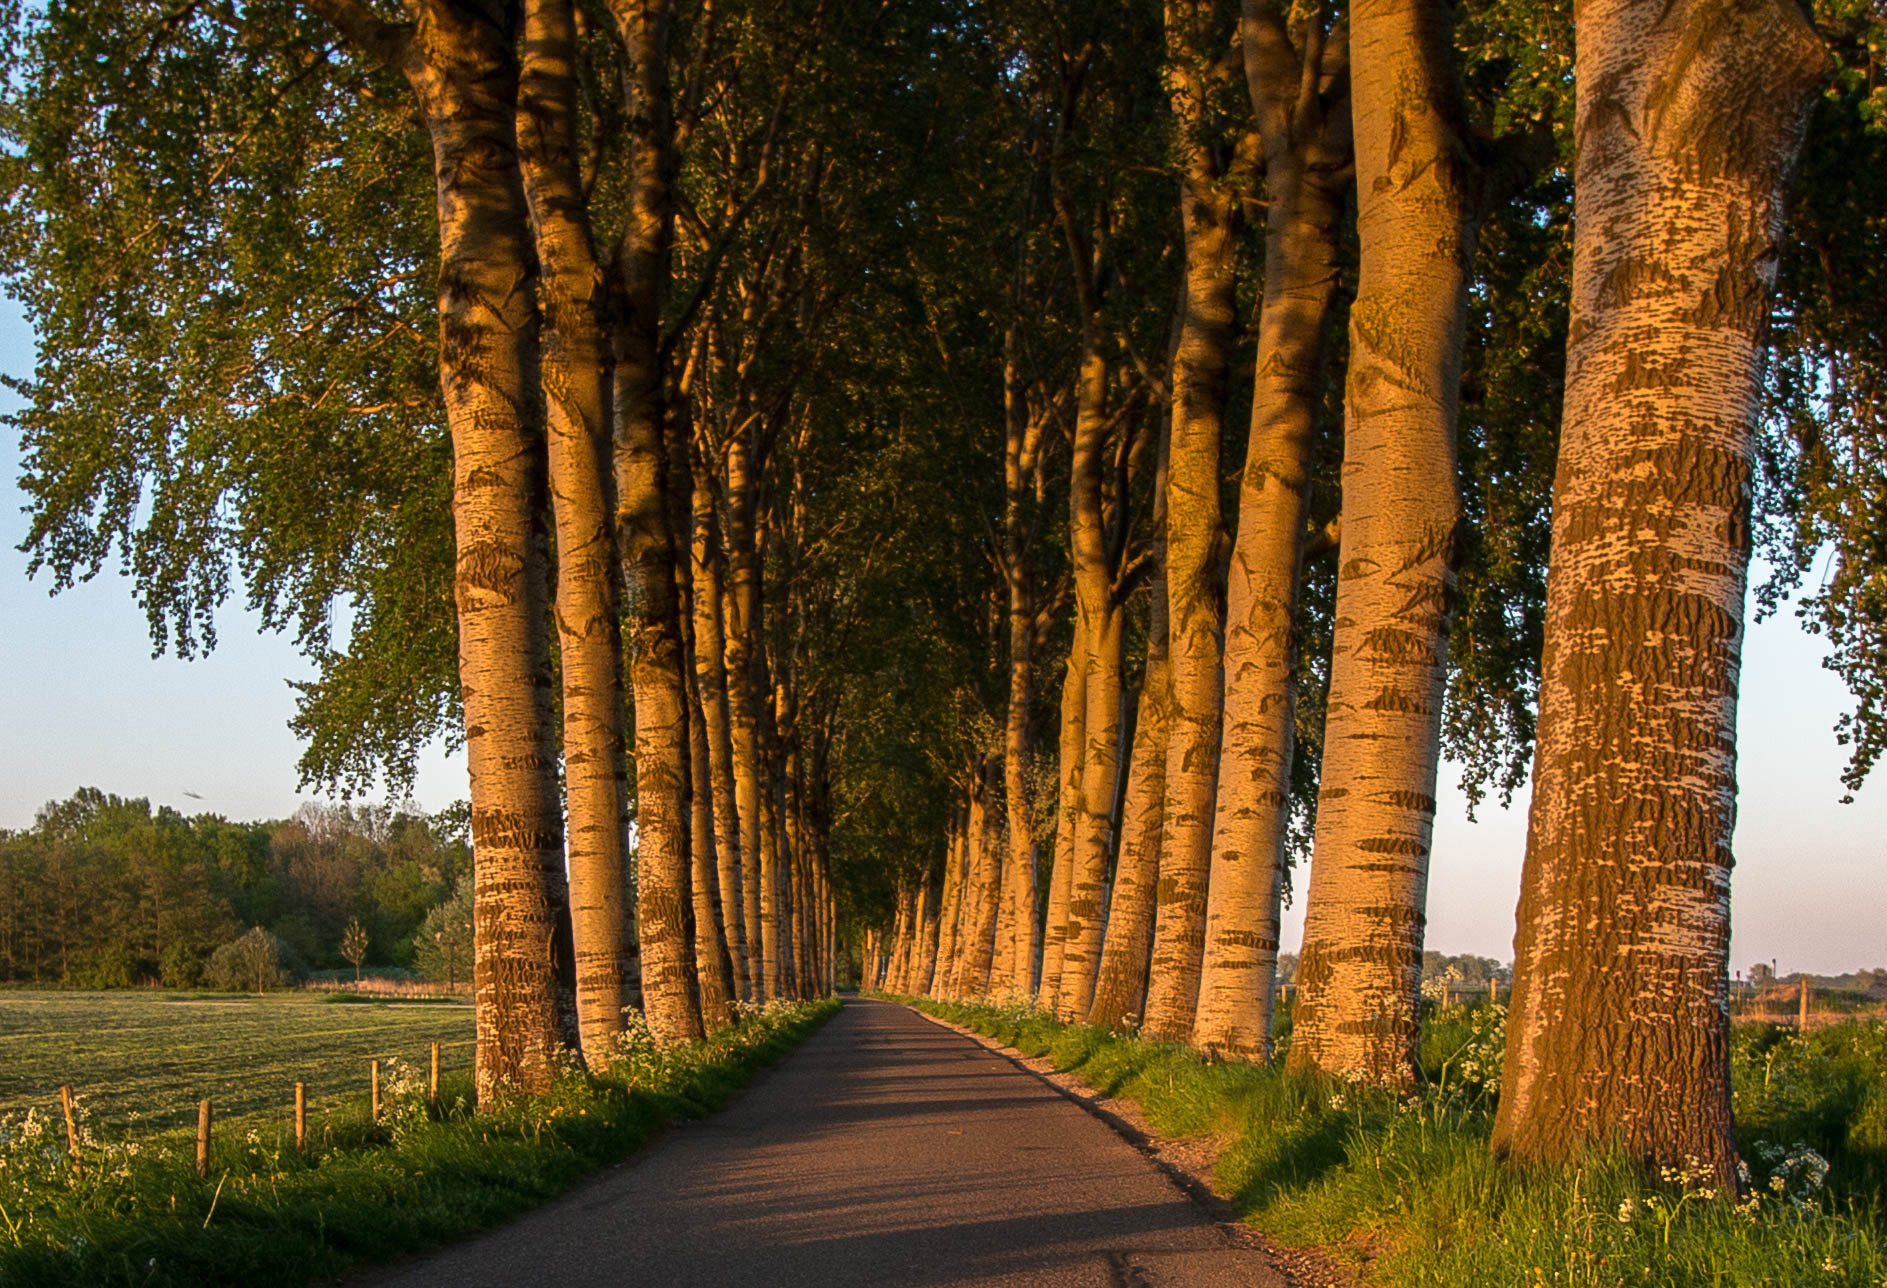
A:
889,993,1886,1287
0,997,838,1287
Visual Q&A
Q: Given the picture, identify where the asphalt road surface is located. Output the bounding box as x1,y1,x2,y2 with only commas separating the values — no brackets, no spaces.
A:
355,999,1285,1288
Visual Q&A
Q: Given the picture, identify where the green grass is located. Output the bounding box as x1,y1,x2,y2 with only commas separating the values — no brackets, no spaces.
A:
0,990,475,1135
893,994,1887,1287
0,996,839,1287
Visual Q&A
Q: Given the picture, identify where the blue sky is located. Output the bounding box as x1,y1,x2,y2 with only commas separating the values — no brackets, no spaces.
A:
1,300,1880,974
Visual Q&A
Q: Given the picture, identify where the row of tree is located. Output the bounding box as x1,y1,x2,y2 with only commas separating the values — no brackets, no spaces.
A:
6,0,1884,1182
846,0,1883,1190
6,0,916,1096
0,791,471,986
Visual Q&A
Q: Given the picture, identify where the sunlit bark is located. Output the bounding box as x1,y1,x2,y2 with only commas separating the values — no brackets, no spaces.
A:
1493,0,1824,1181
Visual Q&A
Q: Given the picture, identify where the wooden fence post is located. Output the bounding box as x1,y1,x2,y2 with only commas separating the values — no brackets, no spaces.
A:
1490,977,1500,1005
59,1085,81,1177
1800,977,1811,1031
294,1082,306,1152
371,1059,382,1123
196,1099,212,1179
430,1041,440,1109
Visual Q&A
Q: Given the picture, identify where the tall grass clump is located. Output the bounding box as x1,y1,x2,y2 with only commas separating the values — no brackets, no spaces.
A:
0,997,837,1288
891,993,1887,1286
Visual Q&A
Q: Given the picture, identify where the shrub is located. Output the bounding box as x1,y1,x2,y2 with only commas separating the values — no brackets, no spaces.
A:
204,927,307,993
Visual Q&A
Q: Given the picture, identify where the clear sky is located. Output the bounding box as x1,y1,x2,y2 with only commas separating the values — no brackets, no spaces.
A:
1,300,1880,975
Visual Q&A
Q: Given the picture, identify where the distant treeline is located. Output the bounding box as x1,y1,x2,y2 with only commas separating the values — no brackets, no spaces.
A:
1274,951,1511,989
0,788,471,988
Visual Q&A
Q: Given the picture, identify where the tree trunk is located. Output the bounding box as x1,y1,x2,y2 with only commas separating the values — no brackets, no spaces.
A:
932,804,968,999
913,873,940,996
1089,578,1173,1032
996,329,1045,999
1144,0,1240,1044
307,0,578,1098
722,430,768,998
1036,644,1085,1009
608,0,702,1047
958,766,1005,996
769,678,802,1000
889,885,914,993
516,0,632,1071
690,459,749,1000
685,654,736,1029
1288,0,1474,1088
1492,0,1824,1181
1058,345,1126,1022
757,725,787,1000
1193,4,1351,1060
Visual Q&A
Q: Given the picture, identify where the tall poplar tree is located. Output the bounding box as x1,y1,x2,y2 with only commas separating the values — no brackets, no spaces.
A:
1190,0,1351,1059
1287,0,1544,1087
1494,0,1825,1180
516,0,635,1065
304,0,575,1096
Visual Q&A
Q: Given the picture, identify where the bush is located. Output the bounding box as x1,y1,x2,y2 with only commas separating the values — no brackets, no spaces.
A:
203,927,307,993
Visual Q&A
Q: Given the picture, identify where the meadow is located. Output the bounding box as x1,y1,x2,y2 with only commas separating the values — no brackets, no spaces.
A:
893,994,1887,1287
0,990,474,1136
0,993,839,1287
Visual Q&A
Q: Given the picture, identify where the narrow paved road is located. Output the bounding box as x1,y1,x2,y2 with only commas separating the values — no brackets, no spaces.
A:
356,1000,1284,1288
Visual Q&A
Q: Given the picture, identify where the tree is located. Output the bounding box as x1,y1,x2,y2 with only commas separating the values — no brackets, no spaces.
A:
1089,465,1174,1031
604,0,704,1044
207,927,305,995
340,917,371,982
414,885,476,990
1493,0,1826,1182
1287,0,1545,1088
515,0,636,1065
1189,0,1351,1060
1141,0,1245,1046
303,0,574,1099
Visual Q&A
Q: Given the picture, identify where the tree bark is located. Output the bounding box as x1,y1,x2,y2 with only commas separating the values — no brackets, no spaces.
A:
607,0,702,1046
958,764,1005,996
762,678,800,1003
1492,0,1824,1181
913,872,940,996
516,0,633,1068
690,458,750,1000
756,681,789,1000
1288,0,1476,1088
1057,342,1126,1022
932,802,968,999
996,328,1047,998
685,647,736,1029
722,429,768,997
1036,643,1085,1009
305,0,574,1098
1143,0,1241,1044
1089,574,1173,1032
889,884,914,993
1193,3,1351,1060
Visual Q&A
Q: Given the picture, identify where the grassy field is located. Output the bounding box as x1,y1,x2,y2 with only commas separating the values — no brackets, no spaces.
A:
0,996,839,1287
0,990,474,1136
